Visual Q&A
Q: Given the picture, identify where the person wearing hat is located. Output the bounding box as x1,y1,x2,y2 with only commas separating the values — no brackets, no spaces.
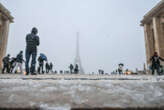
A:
14,51,24,74
25,27,40,75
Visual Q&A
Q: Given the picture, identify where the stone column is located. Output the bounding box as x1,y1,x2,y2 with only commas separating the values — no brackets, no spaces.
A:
144,24,151,67
0,19,10,69
153,17,161,54
158,18,164,58
0,20,4,69
144,24,155,67
158,17,164,66
152,17,164,66
2,20,10,56
0,4,13,70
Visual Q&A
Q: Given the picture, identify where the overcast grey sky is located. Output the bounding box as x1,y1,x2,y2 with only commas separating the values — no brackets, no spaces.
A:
0,0,161,73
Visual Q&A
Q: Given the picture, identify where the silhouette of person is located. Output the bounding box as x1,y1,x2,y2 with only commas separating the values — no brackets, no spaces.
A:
2,54,10,73
38,54,44,74
150,52,164,75
69,64,74,74
25,27,40,75
74,64,79,74
14,51,24,73
49,62,53,72
45,62,50,73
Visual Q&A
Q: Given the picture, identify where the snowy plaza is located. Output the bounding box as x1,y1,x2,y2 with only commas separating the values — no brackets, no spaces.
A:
0,74,164,109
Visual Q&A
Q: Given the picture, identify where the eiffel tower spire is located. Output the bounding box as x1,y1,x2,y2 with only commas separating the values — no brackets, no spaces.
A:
74,32,85,74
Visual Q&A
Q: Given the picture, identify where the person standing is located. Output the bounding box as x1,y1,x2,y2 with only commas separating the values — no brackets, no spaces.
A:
14,51,24,73
25,27,40,75
2,54,10,73
69,64,74,74
150,52,164,75
49,62,53,73
118,63,124,75
74,64,79,74
45,62,50,73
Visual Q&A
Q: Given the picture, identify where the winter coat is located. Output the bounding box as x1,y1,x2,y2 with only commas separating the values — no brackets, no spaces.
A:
38,56,44,64
16,53,24,63
2,56,10,65
150,55,164,67
26,33,40,52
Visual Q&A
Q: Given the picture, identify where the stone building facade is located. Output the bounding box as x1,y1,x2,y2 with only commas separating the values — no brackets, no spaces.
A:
141,0,164,67
0,3,13,69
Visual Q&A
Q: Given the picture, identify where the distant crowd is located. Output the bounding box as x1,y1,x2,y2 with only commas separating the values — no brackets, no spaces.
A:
1,51,80,75
1,52,54,74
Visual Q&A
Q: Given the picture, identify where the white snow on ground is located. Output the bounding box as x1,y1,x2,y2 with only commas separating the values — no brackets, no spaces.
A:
0,74,164,109
40,104,70,110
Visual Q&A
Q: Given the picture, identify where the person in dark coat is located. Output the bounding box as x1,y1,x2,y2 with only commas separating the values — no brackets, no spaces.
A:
2,54,10,73
25,27,40,75
45,62,50,73
38,55,44,74
9,57,17,73
49,62,53,72
150,52,164,75
69,64,74,74
14,51,24,73
118,63,124,75
74,64,79,74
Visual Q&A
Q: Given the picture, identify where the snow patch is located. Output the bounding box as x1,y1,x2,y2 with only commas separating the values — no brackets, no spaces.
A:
40,103,70,110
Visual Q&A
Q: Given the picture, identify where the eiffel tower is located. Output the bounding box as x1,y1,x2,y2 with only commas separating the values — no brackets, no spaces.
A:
74,32,85,74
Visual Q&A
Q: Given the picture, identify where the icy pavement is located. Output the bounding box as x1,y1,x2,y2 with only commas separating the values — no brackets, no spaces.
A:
0,74,164,109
